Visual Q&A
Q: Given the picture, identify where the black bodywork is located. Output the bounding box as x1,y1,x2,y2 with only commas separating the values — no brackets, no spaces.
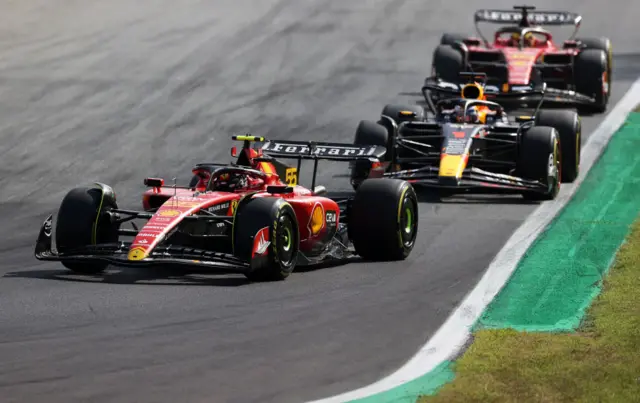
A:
368,74,556,194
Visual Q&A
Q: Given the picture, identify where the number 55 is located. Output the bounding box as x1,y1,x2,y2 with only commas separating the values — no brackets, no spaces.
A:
285,168,297,186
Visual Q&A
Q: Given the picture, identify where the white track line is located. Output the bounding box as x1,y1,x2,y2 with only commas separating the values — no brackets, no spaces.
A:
308,77,640,403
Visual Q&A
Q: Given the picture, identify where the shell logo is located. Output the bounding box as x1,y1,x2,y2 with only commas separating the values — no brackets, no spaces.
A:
159,209,181,217
128,246,147,261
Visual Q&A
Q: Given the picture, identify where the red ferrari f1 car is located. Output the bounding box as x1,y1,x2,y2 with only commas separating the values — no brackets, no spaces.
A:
34,136,418,281
431,5,613,113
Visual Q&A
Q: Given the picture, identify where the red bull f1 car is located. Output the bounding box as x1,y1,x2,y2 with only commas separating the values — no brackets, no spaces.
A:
431,5,613,113
35,136,418,282
350,72,582,200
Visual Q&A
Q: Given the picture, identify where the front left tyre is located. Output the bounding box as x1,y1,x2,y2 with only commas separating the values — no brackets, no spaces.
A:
535,109,581,183
517,127,562,201
233,196,300,282
349,179,418,261
55,185,119,273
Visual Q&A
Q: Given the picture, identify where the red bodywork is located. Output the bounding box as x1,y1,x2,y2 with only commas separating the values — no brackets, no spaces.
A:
132,146,339,261
459,30,583,86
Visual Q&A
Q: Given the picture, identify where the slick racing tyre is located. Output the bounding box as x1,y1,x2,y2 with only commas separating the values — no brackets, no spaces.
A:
378,104,425,173
574,49,609,114
432,44,464,83
517,127,562,201
349,179,418,261
233,197,299,282
535,109,581,183
380,104,425,124
440,33,468,46
350,120,389,190
55,185,119,274
576,37,613,99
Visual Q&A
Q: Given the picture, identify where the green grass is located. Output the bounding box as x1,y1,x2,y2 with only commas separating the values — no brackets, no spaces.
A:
418,216,640,403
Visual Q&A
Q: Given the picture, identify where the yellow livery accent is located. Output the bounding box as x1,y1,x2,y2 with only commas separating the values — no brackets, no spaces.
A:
258,162,275,175
309,204,324,235
229,199,238,215
233,135,265,142
128,246,147,261
285,167,298,186
439,154,468,178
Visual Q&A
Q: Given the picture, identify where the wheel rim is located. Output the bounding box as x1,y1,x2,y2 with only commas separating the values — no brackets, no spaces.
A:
276,214,296,265
399,195,417,248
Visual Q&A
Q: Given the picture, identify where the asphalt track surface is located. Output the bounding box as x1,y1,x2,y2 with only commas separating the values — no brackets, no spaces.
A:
0,1,638,402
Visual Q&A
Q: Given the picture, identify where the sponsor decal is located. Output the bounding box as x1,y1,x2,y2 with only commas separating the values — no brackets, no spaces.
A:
325,210,337,224
453,131,465,139
159,209,181,217
150,217,172,222
128,246,147,261
445,138,469,155
172,200,203,208
229,199,238,215
262,142,377,157
137,233,158,238
137,239,148,244
475,10,575,24
252,227,270,257
143,225,166,230
207,201,230,213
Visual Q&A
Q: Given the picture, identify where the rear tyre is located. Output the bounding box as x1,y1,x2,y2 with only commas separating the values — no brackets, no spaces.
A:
55,186,119,274
377,103,423,150
535,109,581,183
440,33,467,46
574,49,609,114
350,120,389,190
432,44,464,83
380,104,424,123
234,197,300,282
576,37,613,99
349,179,418,260
517,127,561,201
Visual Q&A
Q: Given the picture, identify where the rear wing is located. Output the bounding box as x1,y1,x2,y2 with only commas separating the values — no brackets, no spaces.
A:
474,7,582,26
473,6,582,45
261,139,385,162
421,75,596,113
231,135,386,191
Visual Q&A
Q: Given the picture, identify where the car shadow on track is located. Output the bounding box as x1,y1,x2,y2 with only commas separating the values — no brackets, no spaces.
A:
3,267,252,287
415,188,540,205
4,258,361,286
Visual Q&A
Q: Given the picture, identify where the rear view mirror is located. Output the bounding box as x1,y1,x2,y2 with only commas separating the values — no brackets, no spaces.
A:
230,146,237,157
144,178,164,191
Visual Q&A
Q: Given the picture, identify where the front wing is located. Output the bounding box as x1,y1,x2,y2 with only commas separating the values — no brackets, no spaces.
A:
383,166,550,193
485,86,597,109
34,215,357,272
34,215,251,272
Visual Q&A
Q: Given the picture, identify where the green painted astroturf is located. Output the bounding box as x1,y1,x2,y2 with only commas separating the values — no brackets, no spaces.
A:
477,113,640,332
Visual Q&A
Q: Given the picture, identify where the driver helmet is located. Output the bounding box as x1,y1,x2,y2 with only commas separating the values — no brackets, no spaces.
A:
509,32,521,46
212,172,248,192
523,32,537,47
465,106,481,123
